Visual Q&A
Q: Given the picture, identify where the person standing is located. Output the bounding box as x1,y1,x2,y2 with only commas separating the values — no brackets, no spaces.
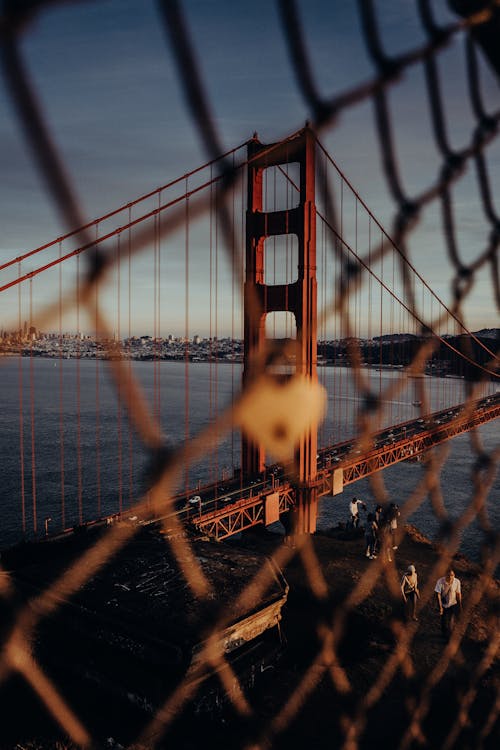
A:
435,568,462,638
378,505,395,562
401,564,419,620
373,505,383,554
386,503,400,549
349,497,366,529
364,513,378,559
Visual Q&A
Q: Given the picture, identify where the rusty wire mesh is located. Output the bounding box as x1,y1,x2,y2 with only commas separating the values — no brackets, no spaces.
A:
0,1,499,748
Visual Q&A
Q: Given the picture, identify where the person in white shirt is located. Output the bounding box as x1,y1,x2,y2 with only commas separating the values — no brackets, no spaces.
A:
435,568,462,638
349,497,366,529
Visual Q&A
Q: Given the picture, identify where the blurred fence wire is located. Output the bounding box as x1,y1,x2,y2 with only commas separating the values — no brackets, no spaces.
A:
0,1,499,748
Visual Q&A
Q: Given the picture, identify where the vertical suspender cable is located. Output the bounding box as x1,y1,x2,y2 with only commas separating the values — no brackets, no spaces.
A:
209,168,214,487
157,193,162,436
155,213,158,421
18,263,26,535
409,303,412,414
332,176,337,444
332,187,338,444
413,267,418,407
29,277,36,534
339,179,344,434
184,177,190,495
95,227,101,519
391,245,395,425
368,217,372,410
240,165,245,493
448,322,456,411
347,233,351,433
128,208,133,506
231,153,236,471
272,167,277,340
59,241,65,529
321,150,328,449
76,254,82,525
117,233,123,515
402,285,406,410
214,178,220,489
452,323,456,408
355,196,359,422
318,158,323,448
379,229,383,430
153,215,158,424
402,278,407,407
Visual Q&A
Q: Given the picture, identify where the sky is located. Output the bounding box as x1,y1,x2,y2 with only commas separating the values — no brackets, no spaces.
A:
1,0,499,337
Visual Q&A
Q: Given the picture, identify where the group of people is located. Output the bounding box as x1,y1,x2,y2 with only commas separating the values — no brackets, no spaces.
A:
348,497,400,562
348,497,463,638
400,565,463,638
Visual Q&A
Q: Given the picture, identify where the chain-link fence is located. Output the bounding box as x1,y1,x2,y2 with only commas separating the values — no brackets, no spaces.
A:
0,1,499,748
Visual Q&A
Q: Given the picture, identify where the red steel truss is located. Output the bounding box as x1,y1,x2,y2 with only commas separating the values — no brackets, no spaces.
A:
192,400,499,541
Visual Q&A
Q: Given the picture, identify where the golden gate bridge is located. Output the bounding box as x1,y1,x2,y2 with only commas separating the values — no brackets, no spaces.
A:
0,127,498,549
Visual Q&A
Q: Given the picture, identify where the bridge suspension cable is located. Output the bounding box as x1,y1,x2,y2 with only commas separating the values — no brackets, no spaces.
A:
314,136,499,363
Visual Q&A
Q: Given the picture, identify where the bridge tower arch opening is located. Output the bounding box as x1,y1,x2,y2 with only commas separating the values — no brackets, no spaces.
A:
243,127,319,534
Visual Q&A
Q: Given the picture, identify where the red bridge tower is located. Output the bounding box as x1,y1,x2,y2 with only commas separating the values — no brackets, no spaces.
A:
243,128,318,534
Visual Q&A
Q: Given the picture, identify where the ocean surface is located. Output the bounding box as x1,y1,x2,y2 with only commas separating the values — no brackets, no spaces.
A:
0,358,498,565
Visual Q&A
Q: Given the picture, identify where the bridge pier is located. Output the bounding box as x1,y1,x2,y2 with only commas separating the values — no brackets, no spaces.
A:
293,485,319,535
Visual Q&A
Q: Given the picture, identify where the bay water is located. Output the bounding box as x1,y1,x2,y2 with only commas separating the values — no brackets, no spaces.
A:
0,357,497,566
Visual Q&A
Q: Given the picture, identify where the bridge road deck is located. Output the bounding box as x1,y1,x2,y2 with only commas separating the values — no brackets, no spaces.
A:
185,395,500,540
